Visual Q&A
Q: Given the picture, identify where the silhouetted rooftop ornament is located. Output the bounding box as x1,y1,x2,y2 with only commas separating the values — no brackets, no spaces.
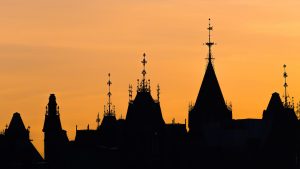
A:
283,64,289,107
205,18,215,63
104,73,116,116
129,84,133,102
96,112,101,128
137,53,151,93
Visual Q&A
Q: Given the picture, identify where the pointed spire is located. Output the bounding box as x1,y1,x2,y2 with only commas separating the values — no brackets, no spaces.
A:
205,18,215,63
104,73,115,116
283,64,289,107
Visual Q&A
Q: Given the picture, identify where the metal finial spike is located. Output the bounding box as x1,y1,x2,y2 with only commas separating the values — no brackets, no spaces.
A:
283,64,288,107
205,18,215,62
107,73,112,115
141,53,147,89
96,112,100,127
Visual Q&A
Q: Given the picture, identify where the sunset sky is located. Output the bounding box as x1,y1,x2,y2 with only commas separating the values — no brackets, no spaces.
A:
1,0,300,155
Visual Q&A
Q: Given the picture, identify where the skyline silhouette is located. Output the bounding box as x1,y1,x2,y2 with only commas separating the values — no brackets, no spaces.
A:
1,1,300,159
1,19,299,169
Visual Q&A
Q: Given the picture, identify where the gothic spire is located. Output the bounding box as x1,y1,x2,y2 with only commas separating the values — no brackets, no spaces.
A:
189,19,231,130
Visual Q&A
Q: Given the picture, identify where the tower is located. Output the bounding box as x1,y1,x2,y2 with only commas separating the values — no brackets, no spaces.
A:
188,19,232,136
124,53,165,168
43,94,68,164
125,53,165,133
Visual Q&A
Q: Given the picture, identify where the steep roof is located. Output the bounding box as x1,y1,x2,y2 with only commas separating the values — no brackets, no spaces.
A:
263,92,298,123
126,91,165,132
194,60,227,114
189,19,231,131
5,112,44,165
6,112,29,140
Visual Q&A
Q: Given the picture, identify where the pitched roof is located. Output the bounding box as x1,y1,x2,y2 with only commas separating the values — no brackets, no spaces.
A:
6,112,29,140
192,60,230,122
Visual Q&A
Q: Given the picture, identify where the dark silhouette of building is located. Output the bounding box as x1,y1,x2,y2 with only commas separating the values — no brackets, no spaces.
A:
0,19,299,169
43,94,69,168
188,18,232,142
123,53,167,169
0,113,44,169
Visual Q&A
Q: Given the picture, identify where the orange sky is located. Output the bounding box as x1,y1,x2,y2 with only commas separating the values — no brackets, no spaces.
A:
1,0,300,156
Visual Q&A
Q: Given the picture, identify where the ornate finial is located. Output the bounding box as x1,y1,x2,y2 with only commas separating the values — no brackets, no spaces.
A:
157,84,160,101
283,64,288,107
105,73,115,116
96,112,100,128
137,53,151,93
141,53,147,88
107,73,112,115
129,84,133,102
205,18,215,63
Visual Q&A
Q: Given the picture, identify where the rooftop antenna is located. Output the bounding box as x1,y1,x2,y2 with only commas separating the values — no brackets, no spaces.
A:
205,18,215,63
283,64,288,107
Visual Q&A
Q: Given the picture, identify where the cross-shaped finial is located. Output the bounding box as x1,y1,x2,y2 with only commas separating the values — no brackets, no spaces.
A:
205,18,215,62
141,53,147,79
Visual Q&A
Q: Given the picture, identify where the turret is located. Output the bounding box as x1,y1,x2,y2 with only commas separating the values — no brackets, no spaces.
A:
43,94,68,165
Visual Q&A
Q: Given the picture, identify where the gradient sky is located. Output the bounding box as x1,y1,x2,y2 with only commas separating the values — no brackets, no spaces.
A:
1,0,300,156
